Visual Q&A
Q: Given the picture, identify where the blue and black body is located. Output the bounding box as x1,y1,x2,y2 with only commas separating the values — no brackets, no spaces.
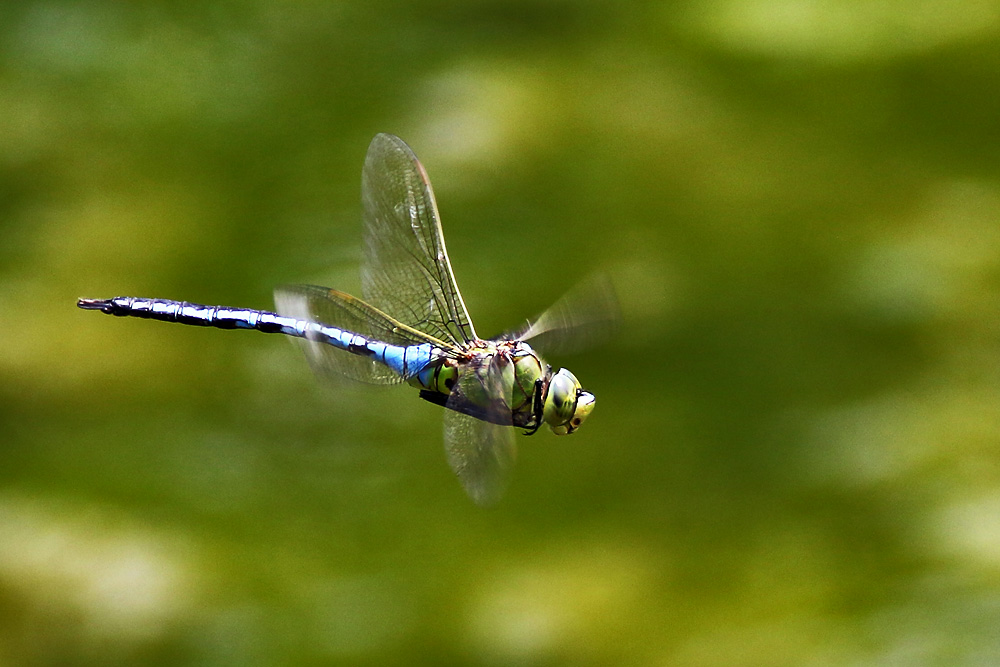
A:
77,295,438,385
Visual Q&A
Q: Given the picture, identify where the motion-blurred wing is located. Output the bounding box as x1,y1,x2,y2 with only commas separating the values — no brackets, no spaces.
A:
517,274,621,354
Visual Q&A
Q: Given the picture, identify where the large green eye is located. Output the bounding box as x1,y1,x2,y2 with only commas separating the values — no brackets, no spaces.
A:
543,368,595,435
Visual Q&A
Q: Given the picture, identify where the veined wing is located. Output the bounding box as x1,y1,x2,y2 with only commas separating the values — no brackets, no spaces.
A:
361,133,478,347
515,274,621,354
443,354,517,505
275,284,456,385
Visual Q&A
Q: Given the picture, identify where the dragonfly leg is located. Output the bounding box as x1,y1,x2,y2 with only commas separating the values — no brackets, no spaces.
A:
419,390,449,408
522,377,547,436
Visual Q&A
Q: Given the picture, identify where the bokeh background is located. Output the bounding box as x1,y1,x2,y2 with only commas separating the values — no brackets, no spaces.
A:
3,1,1000,664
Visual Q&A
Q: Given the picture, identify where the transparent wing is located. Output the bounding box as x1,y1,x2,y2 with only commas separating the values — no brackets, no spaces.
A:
516,274,621,354
443,355,517,506
274,284,451,385
362,133,478,347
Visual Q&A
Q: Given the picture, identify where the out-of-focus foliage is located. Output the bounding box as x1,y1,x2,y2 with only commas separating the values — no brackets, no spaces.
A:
2,1,999,664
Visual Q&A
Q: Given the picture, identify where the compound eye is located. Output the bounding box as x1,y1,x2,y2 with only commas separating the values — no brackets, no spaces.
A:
544,369,594,434
545,369,579,423
564,390,596,434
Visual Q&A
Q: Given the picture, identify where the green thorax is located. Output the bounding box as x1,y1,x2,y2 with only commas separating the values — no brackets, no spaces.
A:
410,339,595,435
410,340,546,423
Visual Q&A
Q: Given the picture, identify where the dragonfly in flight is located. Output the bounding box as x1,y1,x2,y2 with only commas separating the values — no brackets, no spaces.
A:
79,133,616,504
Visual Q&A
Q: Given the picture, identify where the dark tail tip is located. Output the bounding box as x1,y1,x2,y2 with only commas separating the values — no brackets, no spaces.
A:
77,298,112,312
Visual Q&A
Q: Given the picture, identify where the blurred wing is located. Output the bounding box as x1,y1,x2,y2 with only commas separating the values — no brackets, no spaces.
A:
516,274,621,354
274,284,451,385
443,355,517,506
362,133,478,346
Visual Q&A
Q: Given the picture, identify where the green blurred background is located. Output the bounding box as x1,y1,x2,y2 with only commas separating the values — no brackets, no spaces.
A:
2,1,1000,664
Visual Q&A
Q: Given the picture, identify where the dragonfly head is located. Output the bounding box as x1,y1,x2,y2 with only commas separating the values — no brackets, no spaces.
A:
543,368,596,435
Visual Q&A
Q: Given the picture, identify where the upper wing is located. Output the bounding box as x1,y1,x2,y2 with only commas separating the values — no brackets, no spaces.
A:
361,133,478,347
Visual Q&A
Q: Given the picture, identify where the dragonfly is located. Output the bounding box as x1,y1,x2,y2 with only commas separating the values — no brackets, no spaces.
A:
78,133,616,505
